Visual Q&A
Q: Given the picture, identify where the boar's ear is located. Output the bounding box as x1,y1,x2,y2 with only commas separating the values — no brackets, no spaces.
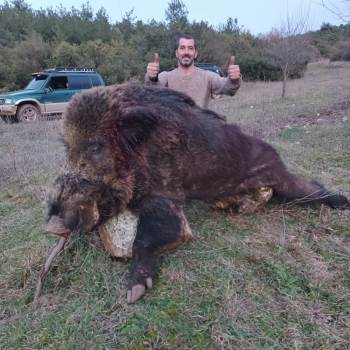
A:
119,106,159,149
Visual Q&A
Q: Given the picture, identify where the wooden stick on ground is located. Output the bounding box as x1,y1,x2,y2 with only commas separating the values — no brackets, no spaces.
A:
33,237,67,307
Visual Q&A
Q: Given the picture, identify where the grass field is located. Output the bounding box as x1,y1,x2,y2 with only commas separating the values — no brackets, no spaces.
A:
0,60,349,349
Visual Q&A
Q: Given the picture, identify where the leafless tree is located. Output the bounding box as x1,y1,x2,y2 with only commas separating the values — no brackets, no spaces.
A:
264,12,312,99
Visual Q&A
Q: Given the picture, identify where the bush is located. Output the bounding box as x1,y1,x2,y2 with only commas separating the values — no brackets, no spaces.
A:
237,57,307,81
330,40,350,62
238,57,281,81
288,62,308,79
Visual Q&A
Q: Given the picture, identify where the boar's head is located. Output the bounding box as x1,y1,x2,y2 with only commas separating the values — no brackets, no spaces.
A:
47,85,157,236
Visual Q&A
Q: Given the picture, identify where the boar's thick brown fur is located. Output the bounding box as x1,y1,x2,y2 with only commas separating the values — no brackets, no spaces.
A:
47,82,349,303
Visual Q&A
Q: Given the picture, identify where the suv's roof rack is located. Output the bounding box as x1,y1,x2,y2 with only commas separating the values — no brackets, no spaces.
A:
43,67,96,73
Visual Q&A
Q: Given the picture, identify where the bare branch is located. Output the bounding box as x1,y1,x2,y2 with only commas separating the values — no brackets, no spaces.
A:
263,8,313,98
321,0,350,22
33,237,67,307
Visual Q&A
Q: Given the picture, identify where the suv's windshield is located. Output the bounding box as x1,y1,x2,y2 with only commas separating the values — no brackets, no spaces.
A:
25,75,48,90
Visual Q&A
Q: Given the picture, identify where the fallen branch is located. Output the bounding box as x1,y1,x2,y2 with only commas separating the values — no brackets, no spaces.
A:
33,237,67,307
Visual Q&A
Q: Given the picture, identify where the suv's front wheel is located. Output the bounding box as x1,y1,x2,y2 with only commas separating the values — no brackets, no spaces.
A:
17,104,41,122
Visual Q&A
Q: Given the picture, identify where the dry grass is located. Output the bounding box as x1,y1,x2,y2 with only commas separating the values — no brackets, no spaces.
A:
0,60,349,349
211,60,350,139
0,120,64,200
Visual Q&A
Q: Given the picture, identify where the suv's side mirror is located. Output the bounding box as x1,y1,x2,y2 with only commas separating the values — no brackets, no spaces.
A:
45,87,53,93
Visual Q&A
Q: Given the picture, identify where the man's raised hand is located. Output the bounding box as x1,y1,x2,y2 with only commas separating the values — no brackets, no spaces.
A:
147,53,160,81
227,55,240,81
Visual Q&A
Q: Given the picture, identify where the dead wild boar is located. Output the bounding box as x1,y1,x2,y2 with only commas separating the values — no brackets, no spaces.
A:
47,82,349,303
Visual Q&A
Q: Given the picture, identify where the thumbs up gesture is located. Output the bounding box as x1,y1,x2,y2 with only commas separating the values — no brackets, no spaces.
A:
147,53,160,81
227,56,240,81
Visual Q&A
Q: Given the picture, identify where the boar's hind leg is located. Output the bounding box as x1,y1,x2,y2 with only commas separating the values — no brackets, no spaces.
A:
273,172,349,209
127,197,191,304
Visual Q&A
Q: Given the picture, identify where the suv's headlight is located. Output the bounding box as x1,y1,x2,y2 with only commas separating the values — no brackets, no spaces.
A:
5,98,13,104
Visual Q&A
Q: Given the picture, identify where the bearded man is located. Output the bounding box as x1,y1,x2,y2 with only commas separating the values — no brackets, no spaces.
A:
145,34,241,108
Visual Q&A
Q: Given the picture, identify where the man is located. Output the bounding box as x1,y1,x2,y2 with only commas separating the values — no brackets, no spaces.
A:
145,34,241,109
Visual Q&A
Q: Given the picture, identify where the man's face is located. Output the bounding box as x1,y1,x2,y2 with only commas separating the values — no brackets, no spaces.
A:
176,38,198,68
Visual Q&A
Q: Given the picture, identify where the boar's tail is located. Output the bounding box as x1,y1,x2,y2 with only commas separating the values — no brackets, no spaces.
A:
273,173,350,209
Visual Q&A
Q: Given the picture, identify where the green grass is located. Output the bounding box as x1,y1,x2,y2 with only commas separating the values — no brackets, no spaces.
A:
1,60,350,349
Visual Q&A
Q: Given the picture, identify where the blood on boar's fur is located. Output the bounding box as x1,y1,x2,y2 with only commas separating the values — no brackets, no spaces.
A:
46,82,349,303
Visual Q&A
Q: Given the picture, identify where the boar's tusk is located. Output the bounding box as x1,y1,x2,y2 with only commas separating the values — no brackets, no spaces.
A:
33,237,67,307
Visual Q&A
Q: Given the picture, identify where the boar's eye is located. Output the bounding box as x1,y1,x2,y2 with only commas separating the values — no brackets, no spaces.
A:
89,143,103,154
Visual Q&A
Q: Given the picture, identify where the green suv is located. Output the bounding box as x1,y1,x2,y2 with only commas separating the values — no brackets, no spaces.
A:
0,68,105,123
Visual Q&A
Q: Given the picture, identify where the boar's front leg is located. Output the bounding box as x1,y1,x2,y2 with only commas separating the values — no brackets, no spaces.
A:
127,197,192,303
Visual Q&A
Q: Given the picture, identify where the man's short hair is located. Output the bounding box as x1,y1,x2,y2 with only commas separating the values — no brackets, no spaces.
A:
177,34,196,49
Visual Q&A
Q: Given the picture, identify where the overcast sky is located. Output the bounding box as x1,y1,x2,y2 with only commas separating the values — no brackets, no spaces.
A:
22,0,347,34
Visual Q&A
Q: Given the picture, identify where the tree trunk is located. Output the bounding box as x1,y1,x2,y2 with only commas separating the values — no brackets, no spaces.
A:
281,63,288,99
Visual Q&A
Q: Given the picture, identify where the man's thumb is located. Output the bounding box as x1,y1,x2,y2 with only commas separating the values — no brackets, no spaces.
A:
229,55,235,66
154,53,160,64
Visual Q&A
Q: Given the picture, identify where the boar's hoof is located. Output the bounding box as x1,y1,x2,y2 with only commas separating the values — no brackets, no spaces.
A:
127,254,159,303
127,278,153,304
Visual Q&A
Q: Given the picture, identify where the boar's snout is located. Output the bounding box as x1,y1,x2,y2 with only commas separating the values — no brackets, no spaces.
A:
46,215,71,238
46,197,100,237
47,202,100,237
46,191,80,237
46,173,100,236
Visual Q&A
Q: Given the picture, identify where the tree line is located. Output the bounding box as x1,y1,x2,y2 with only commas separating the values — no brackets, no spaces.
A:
0,0,349,92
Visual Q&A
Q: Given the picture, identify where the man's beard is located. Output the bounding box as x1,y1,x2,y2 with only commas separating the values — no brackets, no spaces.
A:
178,56,194,67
